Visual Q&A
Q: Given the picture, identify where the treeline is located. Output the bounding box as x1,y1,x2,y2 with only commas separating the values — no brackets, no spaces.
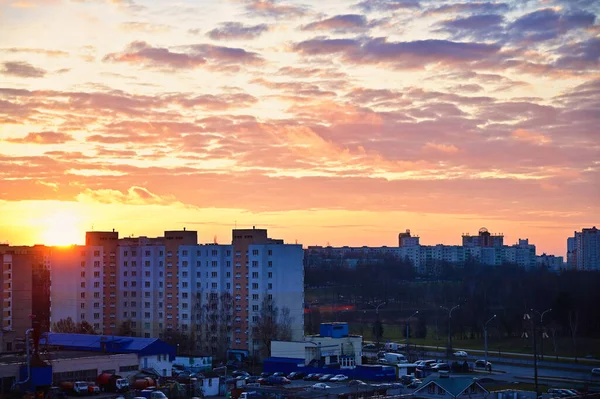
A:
305,259,600,340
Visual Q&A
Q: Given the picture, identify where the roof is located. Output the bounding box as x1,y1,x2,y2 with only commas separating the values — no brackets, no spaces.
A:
0,350,135,366
40,333,176,360
264,357,305,364
415,376,487,397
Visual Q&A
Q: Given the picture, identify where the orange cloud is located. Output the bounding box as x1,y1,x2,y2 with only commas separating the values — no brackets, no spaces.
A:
76,186,179,206
424,142,459,153
511,129,552,145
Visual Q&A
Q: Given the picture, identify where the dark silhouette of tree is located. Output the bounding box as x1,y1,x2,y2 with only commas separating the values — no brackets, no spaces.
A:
52,317,77,333
117,320,135,337
372,319,384,347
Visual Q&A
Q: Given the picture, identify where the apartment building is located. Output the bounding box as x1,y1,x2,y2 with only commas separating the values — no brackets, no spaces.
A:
43,227,304,357
570,227,600,270
0,245,51,351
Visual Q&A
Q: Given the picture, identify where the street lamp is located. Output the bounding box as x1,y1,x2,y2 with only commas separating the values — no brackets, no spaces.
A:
368,302,386,348
406,311,419,357
483,315,496,369
531,308,552,361
441,305,460,358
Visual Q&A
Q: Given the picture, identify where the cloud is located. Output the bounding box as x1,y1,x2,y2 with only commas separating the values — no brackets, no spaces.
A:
119,21,172,33
301,14,368,32
103,41,206,69
103,41,263,70
244,0,308,18
5,131,74,144
555,37,600,70
355,0,420,12
436,14,505,39
1,47,69,57
510,129,552,145
293,37,501,69
1,61,46,78
423,142,459,153
206,22,269,40
76,186,179,205
509,8,596,43
424,2,510,16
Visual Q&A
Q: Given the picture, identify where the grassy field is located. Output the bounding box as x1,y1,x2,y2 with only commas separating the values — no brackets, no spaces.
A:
345,323,600,360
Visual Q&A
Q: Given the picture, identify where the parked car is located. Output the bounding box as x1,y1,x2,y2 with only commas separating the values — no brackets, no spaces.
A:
400,375,416,385
232,371,250,378
363,343,377,350
330,375,348,382
257,378,268,385
287,372,305,380
432,363,450,371
245,376,260,384
272,372,286,377
260,372,272,378
592,368,600,376
310,374,324,381
348,380,367,387
304,374,317,381
475,360,492,368
319,374,334,381
454,351,468,358
407,379,422,389
312,383,330,390
266,376,291,386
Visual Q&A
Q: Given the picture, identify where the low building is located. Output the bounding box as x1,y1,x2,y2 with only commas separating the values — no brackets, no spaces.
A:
40,333,176,376
198,371,220,396
414,375,488,399
0,351,139,393
271,323,362,368
173,355,212,372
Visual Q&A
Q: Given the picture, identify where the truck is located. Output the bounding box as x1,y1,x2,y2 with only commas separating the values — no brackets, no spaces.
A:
59,381,92,396
137,389,169,399
96,372,130,392
380,352,408,365
133,377,158,391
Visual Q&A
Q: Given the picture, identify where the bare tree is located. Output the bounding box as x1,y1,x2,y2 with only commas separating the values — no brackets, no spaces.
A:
568,310,579,362
52,317,77,333
253,295,279,358
199,292,233,359
278,306,294,341
117,320,135,337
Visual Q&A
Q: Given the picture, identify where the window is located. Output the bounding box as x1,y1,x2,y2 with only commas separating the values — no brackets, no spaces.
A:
80,313,85,320
131,281,137,287
182,272,188,277
94,292,100,298
123,261,128,267
268,272,273,278
94,313,100,319
145,261,150,267
80,282,86,288
80,261,85,267
252,305,258,311
268,283,272,290
132,251,137,256
80,292,85,299
145,250,151,256
124,251,129,257
252,283,258,289
268,261,273,267
182,250,188,256
226,272,231,278
145,282,150,288
94,250,100,257
182,282,188,288
145,312,151,318
252,250,259,256
124,281,128,287
268,250,272,256
94,302,100,308
132,271,137,276
94,261,100,267
81,272,85,278
252,261,258,267
211,283,217,289
252,272,258,278
80,303,85,309
226,283,231,289
131,311,137,317
428,385,436,394
94,272,100,278
145,302,150,308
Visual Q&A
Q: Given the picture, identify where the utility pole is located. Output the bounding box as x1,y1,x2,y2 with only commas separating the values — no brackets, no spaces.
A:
406,311,419,361
524,312,539,398
441,305,460,358
483,315,496,371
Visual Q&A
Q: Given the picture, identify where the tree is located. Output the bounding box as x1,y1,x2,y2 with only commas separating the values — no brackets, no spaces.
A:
569,311,579,362
253,296,279,358
278,307,294,341
162,329,194,355
117,320,135,337
416,315,428,339
52,317,77,333
306,308,322,335
199,292,232,359
52,318,95,334
372,319,384,347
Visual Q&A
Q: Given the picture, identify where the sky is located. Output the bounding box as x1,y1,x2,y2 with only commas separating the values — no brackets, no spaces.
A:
0,0,598,255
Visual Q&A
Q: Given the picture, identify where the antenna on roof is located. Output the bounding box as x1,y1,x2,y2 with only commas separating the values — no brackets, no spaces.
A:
214,235,218,244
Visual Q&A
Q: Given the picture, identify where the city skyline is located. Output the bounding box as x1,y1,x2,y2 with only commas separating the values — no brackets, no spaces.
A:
1,0,599,256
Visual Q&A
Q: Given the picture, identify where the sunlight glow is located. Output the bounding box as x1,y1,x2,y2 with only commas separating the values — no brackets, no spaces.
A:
39,210,82,246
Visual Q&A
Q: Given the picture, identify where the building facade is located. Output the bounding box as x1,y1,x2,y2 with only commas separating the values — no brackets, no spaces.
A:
570,227,600,271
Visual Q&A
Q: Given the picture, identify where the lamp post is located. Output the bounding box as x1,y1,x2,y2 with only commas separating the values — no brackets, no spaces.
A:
531,308,552,361
483,315,496,369
441,305,460,358
368,302,386,348
406,311,419,360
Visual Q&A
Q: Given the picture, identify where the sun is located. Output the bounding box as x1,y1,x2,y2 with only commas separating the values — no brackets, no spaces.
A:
39,210,82,246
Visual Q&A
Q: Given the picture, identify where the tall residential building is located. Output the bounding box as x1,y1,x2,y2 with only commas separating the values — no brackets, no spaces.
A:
398,229,420,247
571,227,600,270
45,227,304,358
462,227,504,248
0,245,51,351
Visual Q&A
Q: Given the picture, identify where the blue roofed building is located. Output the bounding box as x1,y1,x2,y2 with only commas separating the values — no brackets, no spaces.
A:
40,333,176,377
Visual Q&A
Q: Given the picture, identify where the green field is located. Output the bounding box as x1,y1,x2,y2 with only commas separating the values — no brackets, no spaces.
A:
345,323,600,360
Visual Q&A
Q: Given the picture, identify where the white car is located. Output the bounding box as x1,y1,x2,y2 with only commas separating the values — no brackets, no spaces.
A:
312,383,331,390
592,368,600,376
454,351,468,357
330,374,349,382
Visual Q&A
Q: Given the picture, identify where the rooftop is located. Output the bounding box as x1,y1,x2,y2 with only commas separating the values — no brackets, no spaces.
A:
0,350,134,366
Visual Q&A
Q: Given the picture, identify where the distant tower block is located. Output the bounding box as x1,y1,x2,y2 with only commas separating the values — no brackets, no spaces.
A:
398,229,420,247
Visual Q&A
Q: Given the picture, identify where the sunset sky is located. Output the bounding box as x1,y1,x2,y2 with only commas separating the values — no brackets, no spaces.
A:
0,0,598,255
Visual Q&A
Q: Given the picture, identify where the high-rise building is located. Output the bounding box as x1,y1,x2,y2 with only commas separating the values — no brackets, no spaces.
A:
462,227,504,248
44,227,304,358
570,227,600,270
0,245,51,351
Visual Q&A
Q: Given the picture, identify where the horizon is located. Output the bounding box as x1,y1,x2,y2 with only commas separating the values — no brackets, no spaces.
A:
1,0,598,258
